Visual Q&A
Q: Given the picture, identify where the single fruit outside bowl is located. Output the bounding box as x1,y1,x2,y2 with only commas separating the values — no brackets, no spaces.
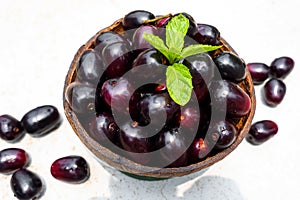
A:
63,12,256,179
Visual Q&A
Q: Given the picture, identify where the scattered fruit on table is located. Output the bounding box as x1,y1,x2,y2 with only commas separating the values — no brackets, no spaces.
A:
21,105,61,137
246,120,278,145
0,115,25,142
10,169,44,200
0,148,30,174
50,156,90,184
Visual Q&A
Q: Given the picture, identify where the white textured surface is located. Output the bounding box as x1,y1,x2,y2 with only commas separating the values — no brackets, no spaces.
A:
1,0,300,199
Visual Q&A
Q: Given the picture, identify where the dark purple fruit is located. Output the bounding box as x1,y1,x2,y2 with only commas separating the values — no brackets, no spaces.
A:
11,169,44,200
0,148,30,174
132,48,168,68
196,105,212,138
246,120,278,145
182,53,215,84
130,49,168,85
101,78,132,113
102,42,130,65
88,112,120,144
157,127,189,168
119,121,156,153
194,23,220,45
193,82,210,105
182,53,215,103
179,106,200,130
21,105,61,137
262,78,286,106
0,115,25,142
65,82,96,114
102,41,132,79
76,49,103,85
130,91,180,127
246,63,270,85
132,25,158,50
119,120,157,165
174,91,200,131
207,120,237,149
210,80,251,117
270,56,294,79
50,156,90,184
214,52,246,82
187,138,210,164
122,10,155,30
94,31,128,52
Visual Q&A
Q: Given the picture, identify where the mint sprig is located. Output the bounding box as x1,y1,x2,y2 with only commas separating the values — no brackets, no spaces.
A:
180,44,222,59
165,13,189,61
166,63,193,105
143,14,222,106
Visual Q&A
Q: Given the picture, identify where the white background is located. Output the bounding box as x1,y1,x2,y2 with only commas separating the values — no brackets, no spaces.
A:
1,0,300,199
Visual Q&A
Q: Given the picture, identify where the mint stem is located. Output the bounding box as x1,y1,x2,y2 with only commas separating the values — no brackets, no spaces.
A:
142,14,172,24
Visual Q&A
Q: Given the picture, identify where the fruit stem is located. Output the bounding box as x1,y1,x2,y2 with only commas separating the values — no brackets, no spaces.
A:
143,14,172,24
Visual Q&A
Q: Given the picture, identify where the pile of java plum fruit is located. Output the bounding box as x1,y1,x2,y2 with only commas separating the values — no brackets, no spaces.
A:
0,106,90,199
0,10,294,199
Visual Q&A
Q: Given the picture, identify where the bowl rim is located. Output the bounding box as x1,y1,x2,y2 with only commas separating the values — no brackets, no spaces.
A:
63,18,256,178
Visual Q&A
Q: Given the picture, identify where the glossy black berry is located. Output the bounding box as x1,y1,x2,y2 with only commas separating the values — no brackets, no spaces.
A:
270,56,294,79
182,53,215,103
130,48,168,85
50,156,90,184
207,120,237,149
94,31,128,52
11,169,44,200
0,148,30,174
214,52,246,82
133,48,168,67
178,106,200,130
65,82,96,114
246,120,278,145
88,112,120,145
21,105,61,137
132,25,158,50
173,92,201,132
183,53,215,84
101,41,132,79
187,138,210,164
262,78,286,106
156,127,189,168
0,115,25,142
210,80,251,117
247,63,270,85
119,121,157,153
119,120,158,165
194,23,220,45
130,91,180,127
76,49,103,85
122,10,155,30
101,77,133,113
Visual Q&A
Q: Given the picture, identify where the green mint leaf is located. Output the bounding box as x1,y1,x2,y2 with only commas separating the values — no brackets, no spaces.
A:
181,44,222,59
166,14,189,60
142,33,172,61
166,63,193,106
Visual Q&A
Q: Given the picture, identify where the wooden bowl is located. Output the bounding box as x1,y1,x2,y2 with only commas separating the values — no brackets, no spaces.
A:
63,18,256,179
